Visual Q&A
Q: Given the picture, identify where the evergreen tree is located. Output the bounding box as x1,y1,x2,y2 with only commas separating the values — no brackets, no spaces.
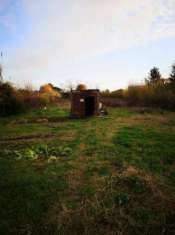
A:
147,67,161,84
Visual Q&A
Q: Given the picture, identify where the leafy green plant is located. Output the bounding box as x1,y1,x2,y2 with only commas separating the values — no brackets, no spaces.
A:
9,149,37,160
48,156,57,163
35,144,49,157
13,150,23,160
24,149,38,160
50,146,72,157
61,147,72,156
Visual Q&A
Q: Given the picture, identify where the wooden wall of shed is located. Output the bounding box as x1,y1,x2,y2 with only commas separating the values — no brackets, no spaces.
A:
70,90,100,118
71,93,84,118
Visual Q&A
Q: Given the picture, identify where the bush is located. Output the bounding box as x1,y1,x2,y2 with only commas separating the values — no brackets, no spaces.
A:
0,82,25,116
18,89,47,108
39,84,61,104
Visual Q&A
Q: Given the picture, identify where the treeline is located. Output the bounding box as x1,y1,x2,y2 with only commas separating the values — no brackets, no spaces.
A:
1,62,175,116
0,82,63,117
101,63,175,109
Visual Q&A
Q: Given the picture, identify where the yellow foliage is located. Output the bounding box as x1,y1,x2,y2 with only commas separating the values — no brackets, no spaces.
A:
40,84,54,93
76,84,87,91
39,84,61,99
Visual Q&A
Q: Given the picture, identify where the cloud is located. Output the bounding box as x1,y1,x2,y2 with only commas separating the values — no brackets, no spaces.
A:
3,0,175,88
13,0,175,63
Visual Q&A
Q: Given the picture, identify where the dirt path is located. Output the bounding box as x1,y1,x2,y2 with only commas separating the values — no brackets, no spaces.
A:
0,133,56,143
6,116,71,125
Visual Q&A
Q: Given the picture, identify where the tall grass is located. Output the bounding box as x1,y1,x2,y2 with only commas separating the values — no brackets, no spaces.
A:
101,82,175,110
125,83,175,109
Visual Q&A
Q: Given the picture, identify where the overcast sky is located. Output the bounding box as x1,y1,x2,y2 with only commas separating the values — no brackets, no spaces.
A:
0,0,175,90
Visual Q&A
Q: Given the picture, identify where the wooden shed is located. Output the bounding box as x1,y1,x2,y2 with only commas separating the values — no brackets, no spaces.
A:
70,89,100,118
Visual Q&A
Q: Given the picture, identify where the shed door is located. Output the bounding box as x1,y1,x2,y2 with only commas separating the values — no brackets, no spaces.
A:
85,96,95,116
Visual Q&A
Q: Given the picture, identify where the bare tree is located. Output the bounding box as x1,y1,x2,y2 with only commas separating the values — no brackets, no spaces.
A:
24,82,34,91
64,80,76,92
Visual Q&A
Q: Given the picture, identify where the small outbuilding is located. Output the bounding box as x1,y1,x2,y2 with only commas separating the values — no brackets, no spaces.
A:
70,89,100,118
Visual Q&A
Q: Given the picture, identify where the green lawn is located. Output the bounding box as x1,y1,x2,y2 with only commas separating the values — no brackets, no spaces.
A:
0,106,175,235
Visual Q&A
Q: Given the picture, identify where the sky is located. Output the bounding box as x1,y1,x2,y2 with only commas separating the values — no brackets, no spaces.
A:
0,0,175,91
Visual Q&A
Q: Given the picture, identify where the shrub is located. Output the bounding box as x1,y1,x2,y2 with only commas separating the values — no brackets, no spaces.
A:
39,83,61,104
18,89,47,108
0,82,25,116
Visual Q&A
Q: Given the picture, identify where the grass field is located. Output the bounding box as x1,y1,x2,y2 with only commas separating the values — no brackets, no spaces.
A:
0,106,175,235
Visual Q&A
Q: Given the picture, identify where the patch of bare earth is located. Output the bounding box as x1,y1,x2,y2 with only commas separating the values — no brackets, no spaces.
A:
10,116,71,125
0,133,56,142
122,165,138,177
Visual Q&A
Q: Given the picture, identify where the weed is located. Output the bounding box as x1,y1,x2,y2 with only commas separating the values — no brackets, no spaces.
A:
108,154,124,170
98,166,109,176
117,175,149,194
50,146,72,157
35,144,49,157
84,166,97,177
78,185,96,198
114,192,130,206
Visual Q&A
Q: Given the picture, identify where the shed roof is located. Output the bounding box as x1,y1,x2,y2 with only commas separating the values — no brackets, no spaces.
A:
71,89,99,93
